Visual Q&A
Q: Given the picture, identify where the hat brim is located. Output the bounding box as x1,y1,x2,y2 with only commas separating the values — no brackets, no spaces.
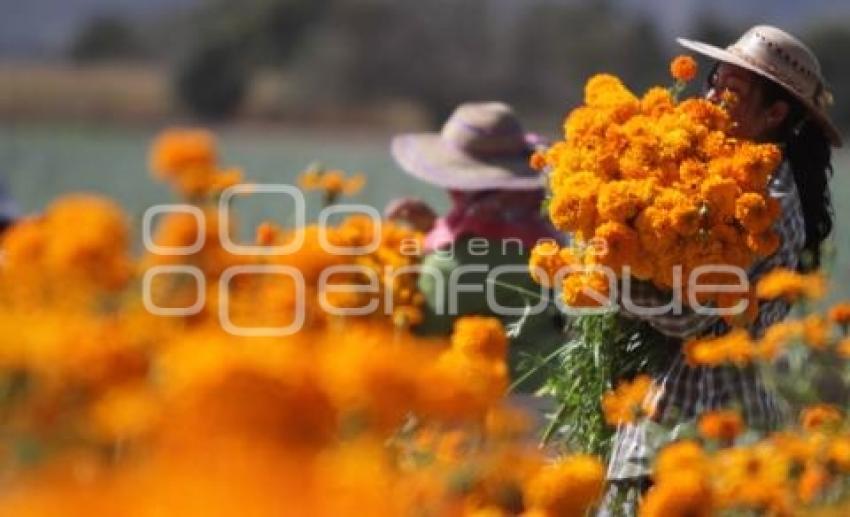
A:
677,37,843,148
391,133,545,191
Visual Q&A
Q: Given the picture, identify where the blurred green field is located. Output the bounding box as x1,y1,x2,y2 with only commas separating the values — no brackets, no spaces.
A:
0,122,449,237
3,122,850,300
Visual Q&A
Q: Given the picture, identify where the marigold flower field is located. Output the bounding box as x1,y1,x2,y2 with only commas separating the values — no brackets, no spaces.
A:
2,57,850,517
0,125,611,517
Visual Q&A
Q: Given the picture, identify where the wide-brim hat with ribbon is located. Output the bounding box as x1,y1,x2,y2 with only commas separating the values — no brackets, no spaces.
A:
677,24,842,147
391,102,544,191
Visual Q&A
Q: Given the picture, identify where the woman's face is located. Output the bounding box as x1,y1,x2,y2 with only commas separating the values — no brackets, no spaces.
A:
705,62,789,141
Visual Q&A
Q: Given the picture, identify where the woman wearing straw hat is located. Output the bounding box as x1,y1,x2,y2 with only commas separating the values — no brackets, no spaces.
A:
386,101,563,391
600,25,841,515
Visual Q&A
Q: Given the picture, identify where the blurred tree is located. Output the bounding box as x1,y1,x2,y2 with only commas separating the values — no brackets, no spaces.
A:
166,0,332,120
291,0,498,124
152,0,691,127
496,1,666,127
186,0,333,65
174,42,250,120
251,0,333,64
68,16,148,63
289,0,670,128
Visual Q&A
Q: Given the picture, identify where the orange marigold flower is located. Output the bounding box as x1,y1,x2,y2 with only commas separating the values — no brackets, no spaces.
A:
147,128,247,198
712,444,792,511
209,167,243,193
635,206,677,253
149,128,217,178
801,404,843,431
298,167,366,202
770,431,816,464
41,194,132,291
669,201,701,237
523,454,605,517
700,176,741,221
684,328,754,367
670,55,698,82
755,320,803,359
639,472,713,517
803,314,830,349
529,241,568,287
548,172,601,237
255,221,279,246
756,268,827,302
561,270,612,308
827,436,850,472
679,98,733,133
827,301,850,327
451,316,508,361
148,128,235,197
484,405,533,440
319,169,346,194
466,506,509,517
89,383,159,441
641,87,675,115
601,375,656,426
679,159,707,188
698,409,745,442
343,172,367,195
529,150,548,171
323,170,366,195
591,221,641,271
730,143,784,192
298,168,322,189
654,440,709,481
799,463,831,503
584,74,640,114
597,179,656,223
735,193,780,233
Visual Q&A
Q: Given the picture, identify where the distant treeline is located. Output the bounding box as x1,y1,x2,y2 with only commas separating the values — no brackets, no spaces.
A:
68,0,850,130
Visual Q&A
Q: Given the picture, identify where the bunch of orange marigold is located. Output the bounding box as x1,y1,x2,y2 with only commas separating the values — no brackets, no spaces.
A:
531,56,783,311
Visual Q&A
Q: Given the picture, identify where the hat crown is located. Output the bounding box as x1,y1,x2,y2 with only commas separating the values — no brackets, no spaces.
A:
727,25,825,103
677,25,841,146
440,102,529,157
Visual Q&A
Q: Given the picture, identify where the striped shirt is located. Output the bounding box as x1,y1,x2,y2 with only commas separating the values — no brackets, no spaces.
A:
607,159,806,480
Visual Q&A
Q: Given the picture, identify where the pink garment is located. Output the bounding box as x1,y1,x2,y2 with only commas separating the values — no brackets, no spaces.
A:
424,190,560,252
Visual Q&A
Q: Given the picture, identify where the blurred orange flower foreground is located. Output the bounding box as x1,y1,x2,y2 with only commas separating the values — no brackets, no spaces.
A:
0,128,604,517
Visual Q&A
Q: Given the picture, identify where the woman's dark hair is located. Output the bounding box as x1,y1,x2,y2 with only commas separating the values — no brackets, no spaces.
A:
705,63,834,271
758,78,834,271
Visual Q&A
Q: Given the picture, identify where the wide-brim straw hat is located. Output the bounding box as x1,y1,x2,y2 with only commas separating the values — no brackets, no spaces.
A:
391,102,544,191
677,24,842,147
